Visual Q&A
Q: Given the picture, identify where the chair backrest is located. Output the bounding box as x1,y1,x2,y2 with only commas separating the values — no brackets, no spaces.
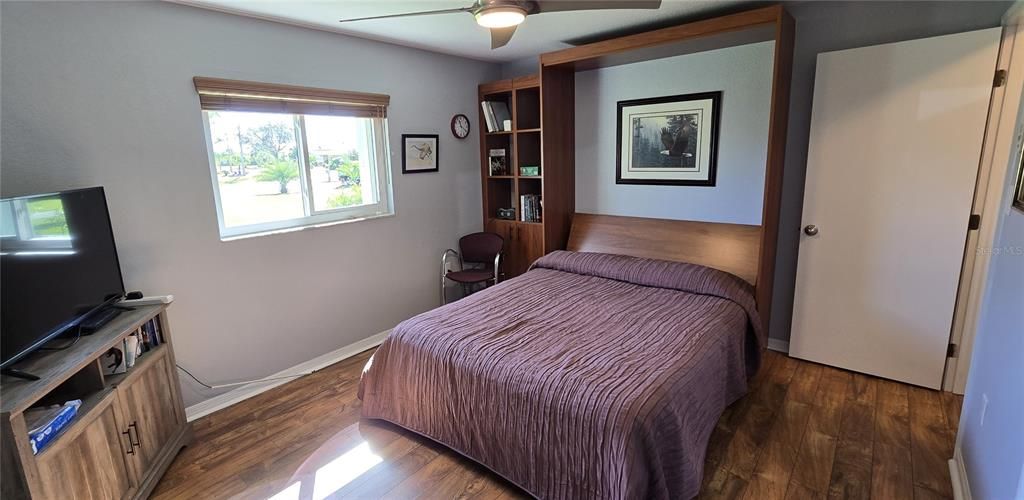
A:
459,232,504,265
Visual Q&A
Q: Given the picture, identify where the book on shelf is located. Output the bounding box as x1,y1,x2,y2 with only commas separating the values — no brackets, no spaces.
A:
481,101,512,132
489,149,508,176
481,101,497,132
139,318,162,352
519,194,542,223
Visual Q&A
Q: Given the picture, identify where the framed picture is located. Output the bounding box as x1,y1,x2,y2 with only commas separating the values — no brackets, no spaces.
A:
616,91,722,186
401,134,439,174
1014,140,1024,212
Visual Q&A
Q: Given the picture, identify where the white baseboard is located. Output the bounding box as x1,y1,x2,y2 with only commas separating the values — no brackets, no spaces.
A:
185,329,391,422
949,446,972,500
767,338,790,353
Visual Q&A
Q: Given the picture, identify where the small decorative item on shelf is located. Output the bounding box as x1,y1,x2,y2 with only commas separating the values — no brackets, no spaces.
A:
497,207,516,220
489,149,508,176
401,134,439,174
101,342,127,375
520,165,540,177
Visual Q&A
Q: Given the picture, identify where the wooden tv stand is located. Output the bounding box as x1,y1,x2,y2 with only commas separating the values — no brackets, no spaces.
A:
1,305,191,499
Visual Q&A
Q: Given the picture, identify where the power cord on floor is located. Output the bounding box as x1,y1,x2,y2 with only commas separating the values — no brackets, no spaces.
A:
176,364,320,390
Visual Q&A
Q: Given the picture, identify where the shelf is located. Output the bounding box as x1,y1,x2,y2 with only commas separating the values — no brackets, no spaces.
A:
103,343,168,389
32,386,116,459
519,176,543,180
488,175,514,179
516,128,542,133
1,305,166,415
485,130,513,136
515,86,541,130
487,218,542,226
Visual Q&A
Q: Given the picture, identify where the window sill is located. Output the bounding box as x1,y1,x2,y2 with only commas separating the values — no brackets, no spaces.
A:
219,211,395,242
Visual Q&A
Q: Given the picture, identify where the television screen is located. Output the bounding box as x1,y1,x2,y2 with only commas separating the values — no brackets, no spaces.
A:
1,187,125,368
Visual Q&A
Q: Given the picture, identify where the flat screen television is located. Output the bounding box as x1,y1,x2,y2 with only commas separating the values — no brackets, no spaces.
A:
1,187,125,369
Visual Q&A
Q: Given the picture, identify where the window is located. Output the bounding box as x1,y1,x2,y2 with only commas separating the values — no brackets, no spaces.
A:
195,77,393,239
0,196,73,251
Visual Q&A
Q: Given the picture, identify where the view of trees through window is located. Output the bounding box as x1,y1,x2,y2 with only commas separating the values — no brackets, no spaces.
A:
207,111,375,229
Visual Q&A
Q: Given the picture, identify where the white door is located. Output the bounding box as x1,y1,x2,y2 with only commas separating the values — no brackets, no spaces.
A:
789,28,1001,389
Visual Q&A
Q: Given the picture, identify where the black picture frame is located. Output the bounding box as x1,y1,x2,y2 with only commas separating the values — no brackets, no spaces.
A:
401,134,439,174
615,91,722,186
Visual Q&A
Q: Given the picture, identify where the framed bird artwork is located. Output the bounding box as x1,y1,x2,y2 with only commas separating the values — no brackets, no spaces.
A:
615,91,721,186
401,134,439,174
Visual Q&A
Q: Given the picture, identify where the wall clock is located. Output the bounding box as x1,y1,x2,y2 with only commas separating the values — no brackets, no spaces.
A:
451,114,471,139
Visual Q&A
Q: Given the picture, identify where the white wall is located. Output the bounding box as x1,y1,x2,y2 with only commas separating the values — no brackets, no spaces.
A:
574,41,774,226
959,93,1024,500
0,1,498,406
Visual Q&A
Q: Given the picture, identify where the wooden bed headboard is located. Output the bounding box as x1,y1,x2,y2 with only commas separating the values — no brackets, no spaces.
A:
566,213,762,285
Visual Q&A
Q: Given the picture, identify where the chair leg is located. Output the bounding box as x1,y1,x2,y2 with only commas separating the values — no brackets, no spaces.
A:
441,276,447,305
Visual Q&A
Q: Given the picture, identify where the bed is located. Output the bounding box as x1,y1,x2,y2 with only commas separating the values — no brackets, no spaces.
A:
359,214,765,499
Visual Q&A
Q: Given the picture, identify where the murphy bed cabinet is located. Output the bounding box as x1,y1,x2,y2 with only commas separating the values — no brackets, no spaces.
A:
479,74,574,278
1,305,191,499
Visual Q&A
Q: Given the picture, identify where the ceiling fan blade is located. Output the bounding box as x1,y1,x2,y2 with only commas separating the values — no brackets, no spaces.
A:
490,25,518,49
534,0,661,13
339,6,474,23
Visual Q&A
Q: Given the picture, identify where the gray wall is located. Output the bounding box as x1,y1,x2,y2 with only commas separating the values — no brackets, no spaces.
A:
959,100,1024,500
0,1,499,406
501,56,540,79
501,1,1010,342
574,41,774,225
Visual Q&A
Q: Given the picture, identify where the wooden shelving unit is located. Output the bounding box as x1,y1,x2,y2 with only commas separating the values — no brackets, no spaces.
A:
1,305,191,499
479,74,558,278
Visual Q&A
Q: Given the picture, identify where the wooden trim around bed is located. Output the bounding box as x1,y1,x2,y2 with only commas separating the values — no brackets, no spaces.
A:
542,5,794,332
567,213,761,285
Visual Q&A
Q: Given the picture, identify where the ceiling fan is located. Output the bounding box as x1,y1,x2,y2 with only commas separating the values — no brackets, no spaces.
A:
339,0,663,49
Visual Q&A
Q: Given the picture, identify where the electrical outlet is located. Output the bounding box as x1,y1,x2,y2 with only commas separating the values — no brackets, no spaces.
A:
980,393,989,427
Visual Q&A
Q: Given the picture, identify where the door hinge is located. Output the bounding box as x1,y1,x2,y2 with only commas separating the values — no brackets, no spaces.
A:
994,69,1007,87
968,214,981,230
947,343,959,358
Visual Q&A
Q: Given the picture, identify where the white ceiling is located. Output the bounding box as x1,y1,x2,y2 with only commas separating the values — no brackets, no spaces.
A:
173,0,748,62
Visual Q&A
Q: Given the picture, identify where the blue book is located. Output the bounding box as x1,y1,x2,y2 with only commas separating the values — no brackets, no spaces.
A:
26,400,82,455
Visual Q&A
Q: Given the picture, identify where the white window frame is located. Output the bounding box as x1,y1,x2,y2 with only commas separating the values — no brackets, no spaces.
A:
201,112,394,240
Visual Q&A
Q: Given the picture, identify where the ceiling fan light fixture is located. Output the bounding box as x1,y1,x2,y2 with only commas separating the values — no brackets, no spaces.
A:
475,6,527,28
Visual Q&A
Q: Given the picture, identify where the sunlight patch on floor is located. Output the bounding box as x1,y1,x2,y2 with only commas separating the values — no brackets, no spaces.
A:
265,441,383,500
312,442,383,500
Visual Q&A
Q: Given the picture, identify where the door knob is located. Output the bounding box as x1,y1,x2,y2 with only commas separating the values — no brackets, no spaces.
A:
804,224,819,236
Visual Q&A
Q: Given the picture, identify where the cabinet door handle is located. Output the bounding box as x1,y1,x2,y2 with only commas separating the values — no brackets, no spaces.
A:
128,421,141,449
122,428,135,455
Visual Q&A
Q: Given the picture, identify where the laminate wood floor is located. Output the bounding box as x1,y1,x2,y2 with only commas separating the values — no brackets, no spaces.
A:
153,349,961,500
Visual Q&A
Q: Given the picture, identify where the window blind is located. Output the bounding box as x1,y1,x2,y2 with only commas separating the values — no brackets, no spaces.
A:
193,77,389,118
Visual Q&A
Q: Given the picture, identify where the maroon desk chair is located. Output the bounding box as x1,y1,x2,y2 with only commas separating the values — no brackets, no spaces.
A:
440,232,504,305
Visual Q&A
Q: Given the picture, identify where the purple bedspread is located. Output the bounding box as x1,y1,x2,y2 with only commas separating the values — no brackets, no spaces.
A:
359,251,764,499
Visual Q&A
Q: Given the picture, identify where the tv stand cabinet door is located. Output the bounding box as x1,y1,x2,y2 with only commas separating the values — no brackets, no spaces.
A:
116,350,185,479
34,395,137,500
